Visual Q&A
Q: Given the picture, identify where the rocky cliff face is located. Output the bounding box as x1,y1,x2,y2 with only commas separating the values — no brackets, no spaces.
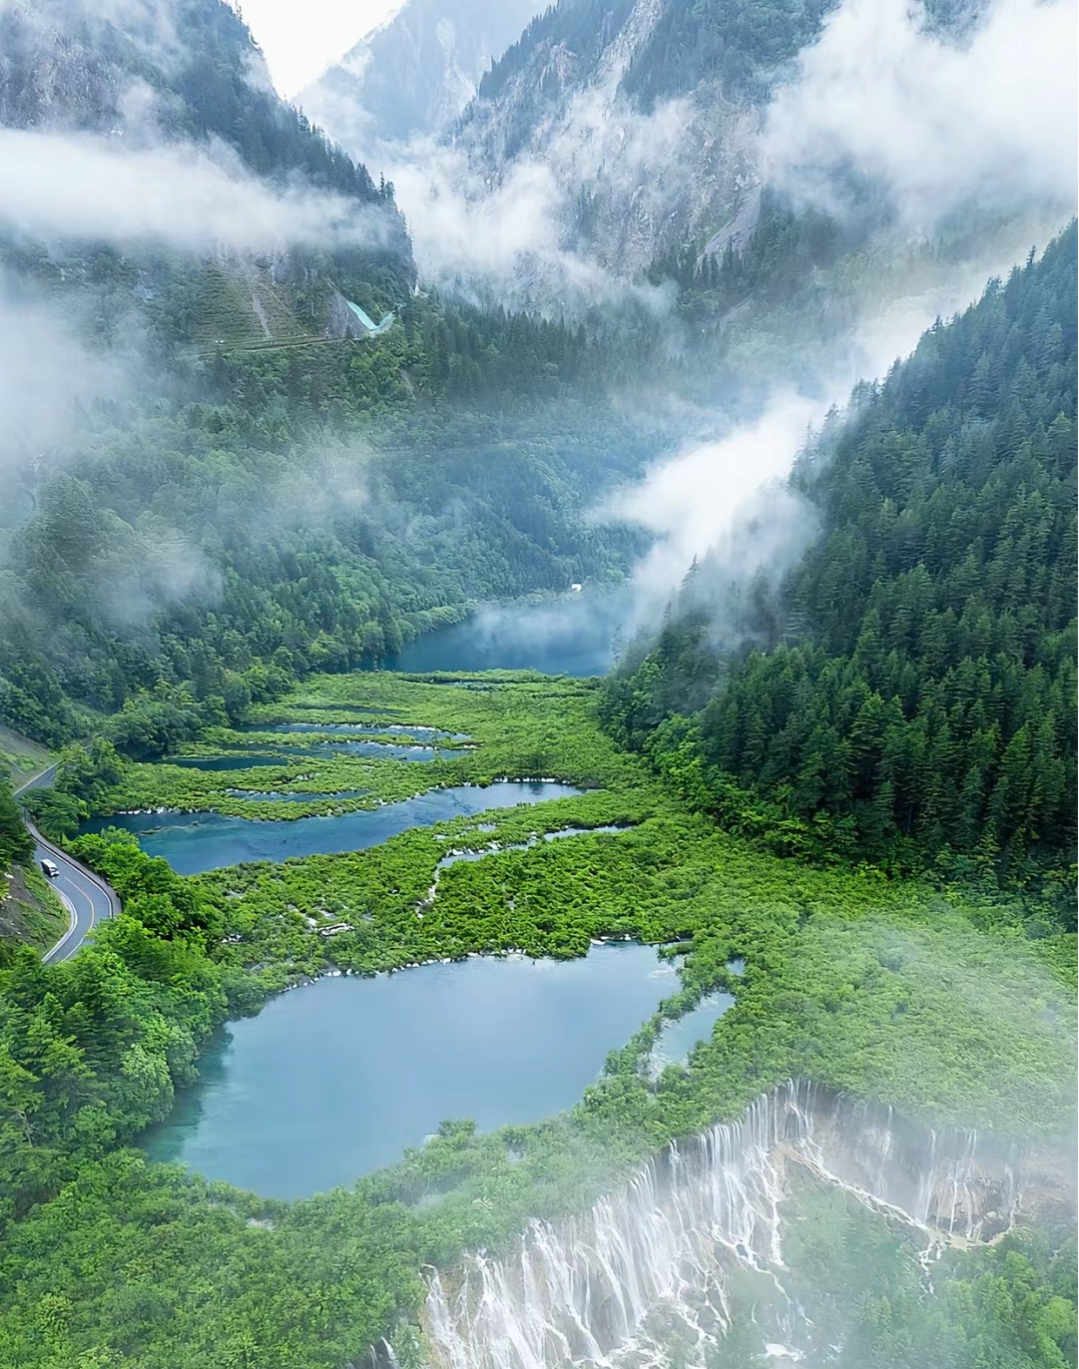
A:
351,0,831,309
457,0,762,281
0,0,163,132
301,0,544,154
0,0,414,343
0,0,392,200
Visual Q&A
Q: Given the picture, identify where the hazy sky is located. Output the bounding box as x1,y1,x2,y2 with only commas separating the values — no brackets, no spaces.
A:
236,0,402,96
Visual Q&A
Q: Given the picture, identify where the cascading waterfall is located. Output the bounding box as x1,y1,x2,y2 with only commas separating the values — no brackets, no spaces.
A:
422,1080,1034,1369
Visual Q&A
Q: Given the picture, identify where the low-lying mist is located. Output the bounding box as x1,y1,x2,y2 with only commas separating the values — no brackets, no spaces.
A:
765,0,1078,231
0,129,397,253
600,218,1075,637
324,0,1076,311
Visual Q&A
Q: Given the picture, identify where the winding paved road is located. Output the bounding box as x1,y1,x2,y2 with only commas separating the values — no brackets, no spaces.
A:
14,767,121,962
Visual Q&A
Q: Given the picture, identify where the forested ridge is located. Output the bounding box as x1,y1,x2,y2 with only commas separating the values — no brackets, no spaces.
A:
603,224,1078,887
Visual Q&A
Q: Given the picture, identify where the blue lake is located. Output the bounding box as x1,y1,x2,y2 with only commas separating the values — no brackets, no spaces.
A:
142,943,678,1197
83,781,585,874
388,592,630,677
170,754,292,771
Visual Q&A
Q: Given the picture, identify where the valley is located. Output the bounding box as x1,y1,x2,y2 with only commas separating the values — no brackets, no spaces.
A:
5,655,1074,1366
0,0,1075,1365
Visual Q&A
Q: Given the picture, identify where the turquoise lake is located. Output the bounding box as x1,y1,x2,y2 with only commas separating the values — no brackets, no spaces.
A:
387,592,630,676
143,944,679,1197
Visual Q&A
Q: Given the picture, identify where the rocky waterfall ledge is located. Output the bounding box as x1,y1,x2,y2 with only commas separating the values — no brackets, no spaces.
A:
416,1079,1075,1369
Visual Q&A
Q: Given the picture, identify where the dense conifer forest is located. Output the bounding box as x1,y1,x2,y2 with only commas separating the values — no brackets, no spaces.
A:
603,225,1078,889
0,304,649,753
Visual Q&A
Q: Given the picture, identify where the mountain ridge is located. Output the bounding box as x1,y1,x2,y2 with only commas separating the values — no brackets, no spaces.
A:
0,0,415,354
301,0,544,152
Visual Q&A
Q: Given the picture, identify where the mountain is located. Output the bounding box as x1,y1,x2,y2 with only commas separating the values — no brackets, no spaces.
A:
298,0,806,306
0,0,390,198
602,223,1079,884
300,0,544,152
0,0,413,350
379,0,1068,327
403,0,837,292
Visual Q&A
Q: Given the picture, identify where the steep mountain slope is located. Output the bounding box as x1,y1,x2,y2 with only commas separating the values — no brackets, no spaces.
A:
602,224,1078,882
381,0,1071,336
416,0,836,285
301,0,543,151
0,0,413,350
0,0,386,198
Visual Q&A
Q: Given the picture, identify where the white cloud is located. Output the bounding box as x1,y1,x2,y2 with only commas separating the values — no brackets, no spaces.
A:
386,79,712,312
604,398,821,622
0,129,394,253
764,0,1078,231
0,289,130,480
392,137,649,310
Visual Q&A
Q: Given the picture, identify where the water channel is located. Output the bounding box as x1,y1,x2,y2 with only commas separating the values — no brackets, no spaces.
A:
143,944,679,1197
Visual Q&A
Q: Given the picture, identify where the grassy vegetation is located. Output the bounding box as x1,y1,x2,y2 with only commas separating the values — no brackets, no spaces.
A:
0,864,68,959
82,673,647,819
179,262,315,354
0,667,1073,1366
0,726,52,788
83,671,1077,1136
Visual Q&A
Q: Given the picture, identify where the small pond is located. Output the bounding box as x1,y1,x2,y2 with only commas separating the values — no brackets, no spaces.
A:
142,943,679,1198
83,781,584,874
233,739,455,762
228,722,467,762
650,990,736,1074
166,725,468,772
170,754,293,772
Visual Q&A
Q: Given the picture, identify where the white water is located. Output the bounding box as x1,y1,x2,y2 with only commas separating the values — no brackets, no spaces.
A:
421,1080,1029,1369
